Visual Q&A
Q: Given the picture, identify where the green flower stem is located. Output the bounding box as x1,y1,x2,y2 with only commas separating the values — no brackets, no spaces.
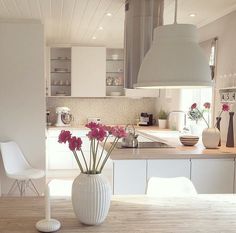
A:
92,141,99,174
92,139,96,174
95,135,109,171
99,137,119,173
197,108,209,128
89,141,92,172
80,149,89,173
73,151,84,173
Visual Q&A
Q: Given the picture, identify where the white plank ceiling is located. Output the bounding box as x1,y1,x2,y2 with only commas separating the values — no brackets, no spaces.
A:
0,0,236,48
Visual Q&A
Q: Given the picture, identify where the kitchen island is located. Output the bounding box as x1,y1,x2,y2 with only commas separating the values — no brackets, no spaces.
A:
109,130,236,195
46,126,236,195
1,195,236,233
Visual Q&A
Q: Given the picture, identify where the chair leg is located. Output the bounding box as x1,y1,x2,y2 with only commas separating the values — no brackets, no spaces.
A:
19,181,24,197
9,179,40,196
29,179,40,196
8,180,17,195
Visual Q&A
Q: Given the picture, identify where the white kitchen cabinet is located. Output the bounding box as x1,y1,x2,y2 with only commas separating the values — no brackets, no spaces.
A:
191,159,235,194
147,159,191,179
72,47,106,97
47,129,89,170
113,160,146,194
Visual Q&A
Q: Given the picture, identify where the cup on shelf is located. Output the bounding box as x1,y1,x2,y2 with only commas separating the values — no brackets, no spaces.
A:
106,77,113,86
112,54,119,60
53,80,58,85
229,92,235,102
65,80,70,86
59,80,64,86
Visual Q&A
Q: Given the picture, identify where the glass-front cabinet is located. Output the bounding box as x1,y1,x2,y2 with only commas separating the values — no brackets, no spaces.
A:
50,48,71,96
106,48,124,96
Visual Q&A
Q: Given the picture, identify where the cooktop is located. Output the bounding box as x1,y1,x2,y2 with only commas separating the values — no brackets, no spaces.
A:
116,141,174,149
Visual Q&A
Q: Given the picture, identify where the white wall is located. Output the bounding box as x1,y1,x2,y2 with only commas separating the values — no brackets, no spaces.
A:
0,21,46,195
198,11,236,143
155,89,183,130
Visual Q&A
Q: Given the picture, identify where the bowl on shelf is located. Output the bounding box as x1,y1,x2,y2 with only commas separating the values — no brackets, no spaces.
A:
179,135,199,146
54,68,68,72
110,91,122,96
111,54,119,60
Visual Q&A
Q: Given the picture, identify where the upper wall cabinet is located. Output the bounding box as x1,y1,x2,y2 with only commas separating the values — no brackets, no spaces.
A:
71,47,106,97
50,48,71,96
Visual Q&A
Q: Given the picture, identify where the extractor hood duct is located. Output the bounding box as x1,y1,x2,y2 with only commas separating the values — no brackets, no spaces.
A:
124,0,164,89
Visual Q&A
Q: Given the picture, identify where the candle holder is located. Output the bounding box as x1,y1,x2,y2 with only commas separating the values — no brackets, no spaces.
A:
35,184,61,232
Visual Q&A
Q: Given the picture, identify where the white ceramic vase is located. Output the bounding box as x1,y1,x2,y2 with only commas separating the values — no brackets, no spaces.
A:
158,119,167,129
72,173,111,225
202,128,220,149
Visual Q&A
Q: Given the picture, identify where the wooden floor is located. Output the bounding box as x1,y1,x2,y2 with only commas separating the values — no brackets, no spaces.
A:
1,195,236,232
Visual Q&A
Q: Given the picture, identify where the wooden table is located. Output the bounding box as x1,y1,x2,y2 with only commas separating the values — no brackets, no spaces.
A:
1,195,236,232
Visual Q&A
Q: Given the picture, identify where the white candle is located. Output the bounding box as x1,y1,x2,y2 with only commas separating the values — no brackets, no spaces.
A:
45,184,51,221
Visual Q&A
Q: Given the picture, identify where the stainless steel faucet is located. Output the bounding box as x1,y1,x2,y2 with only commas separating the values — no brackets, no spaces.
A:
168,110,189,132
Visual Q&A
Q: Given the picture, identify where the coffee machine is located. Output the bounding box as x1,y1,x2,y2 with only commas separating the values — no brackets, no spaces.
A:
55,107,73,127
139,113,153,126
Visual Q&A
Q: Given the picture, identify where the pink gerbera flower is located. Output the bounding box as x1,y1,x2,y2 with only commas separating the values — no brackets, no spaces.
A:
58,130,71,143
222,103,230,112
191,103,197,110
203,102,211,109
68,136,82,151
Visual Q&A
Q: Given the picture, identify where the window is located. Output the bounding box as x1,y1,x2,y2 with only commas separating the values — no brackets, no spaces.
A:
180,38,217,131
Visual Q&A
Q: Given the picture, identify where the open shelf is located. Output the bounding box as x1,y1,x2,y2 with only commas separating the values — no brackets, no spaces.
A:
51,58,71,61
218,87,236,91
51,85,71,87
51,71,71,74
106,59,124,61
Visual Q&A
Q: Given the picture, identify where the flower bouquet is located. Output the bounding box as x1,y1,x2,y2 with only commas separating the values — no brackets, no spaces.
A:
188,102,229,149
58,123,127,225
58,122,127,174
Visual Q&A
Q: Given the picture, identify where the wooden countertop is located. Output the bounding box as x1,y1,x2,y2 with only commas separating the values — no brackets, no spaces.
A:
47,125,236,159
109,131,236,160
1,195,236,232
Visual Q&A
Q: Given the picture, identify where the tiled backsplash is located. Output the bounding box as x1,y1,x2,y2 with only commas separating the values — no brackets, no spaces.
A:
47,97,157,125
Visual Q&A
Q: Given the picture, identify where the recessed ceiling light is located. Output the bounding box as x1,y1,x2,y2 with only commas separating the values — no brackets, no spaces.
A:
92,36,96,40
189,13,196,17
106,13,112,17
98,26,103,30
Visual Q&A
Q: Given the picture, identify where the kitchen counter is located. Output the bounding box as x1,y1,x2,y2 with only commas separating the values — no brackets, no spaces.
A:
1,195,236,232
108,130,236,160
47,125,236,159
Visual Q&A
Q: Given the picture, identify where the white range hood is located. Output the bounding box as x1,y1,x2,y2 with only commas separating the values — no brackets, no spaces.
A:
135,23,212,89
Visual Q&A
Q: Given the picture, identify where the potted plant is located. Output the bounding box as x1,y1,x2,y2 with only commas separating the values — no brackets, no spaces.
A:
187,103,205,135
58,123,127,225
158,110,168,129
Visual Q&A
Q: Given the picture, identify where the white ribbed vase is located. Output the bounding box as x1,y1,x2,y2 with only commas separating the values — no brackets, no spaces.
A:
72,173,112,225
202,127,220,149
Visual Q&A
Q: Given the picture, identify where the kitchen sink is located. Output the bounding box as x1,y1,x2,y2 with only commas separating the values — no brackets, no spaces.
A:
116,141,174,149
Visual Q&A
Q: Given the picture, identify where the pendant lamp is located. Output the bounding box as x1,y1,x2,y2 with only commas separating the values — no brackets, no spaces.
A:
134,0,212,89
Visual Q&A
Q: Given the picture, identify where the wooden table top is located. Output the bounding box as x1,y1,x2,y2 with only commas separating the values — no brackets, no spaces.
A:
1,195,236,233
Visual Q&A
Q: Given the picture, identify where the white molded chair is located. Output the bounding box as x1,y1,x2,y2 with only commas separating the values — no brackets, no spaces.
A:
146,177,197,197
0,141,45,196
